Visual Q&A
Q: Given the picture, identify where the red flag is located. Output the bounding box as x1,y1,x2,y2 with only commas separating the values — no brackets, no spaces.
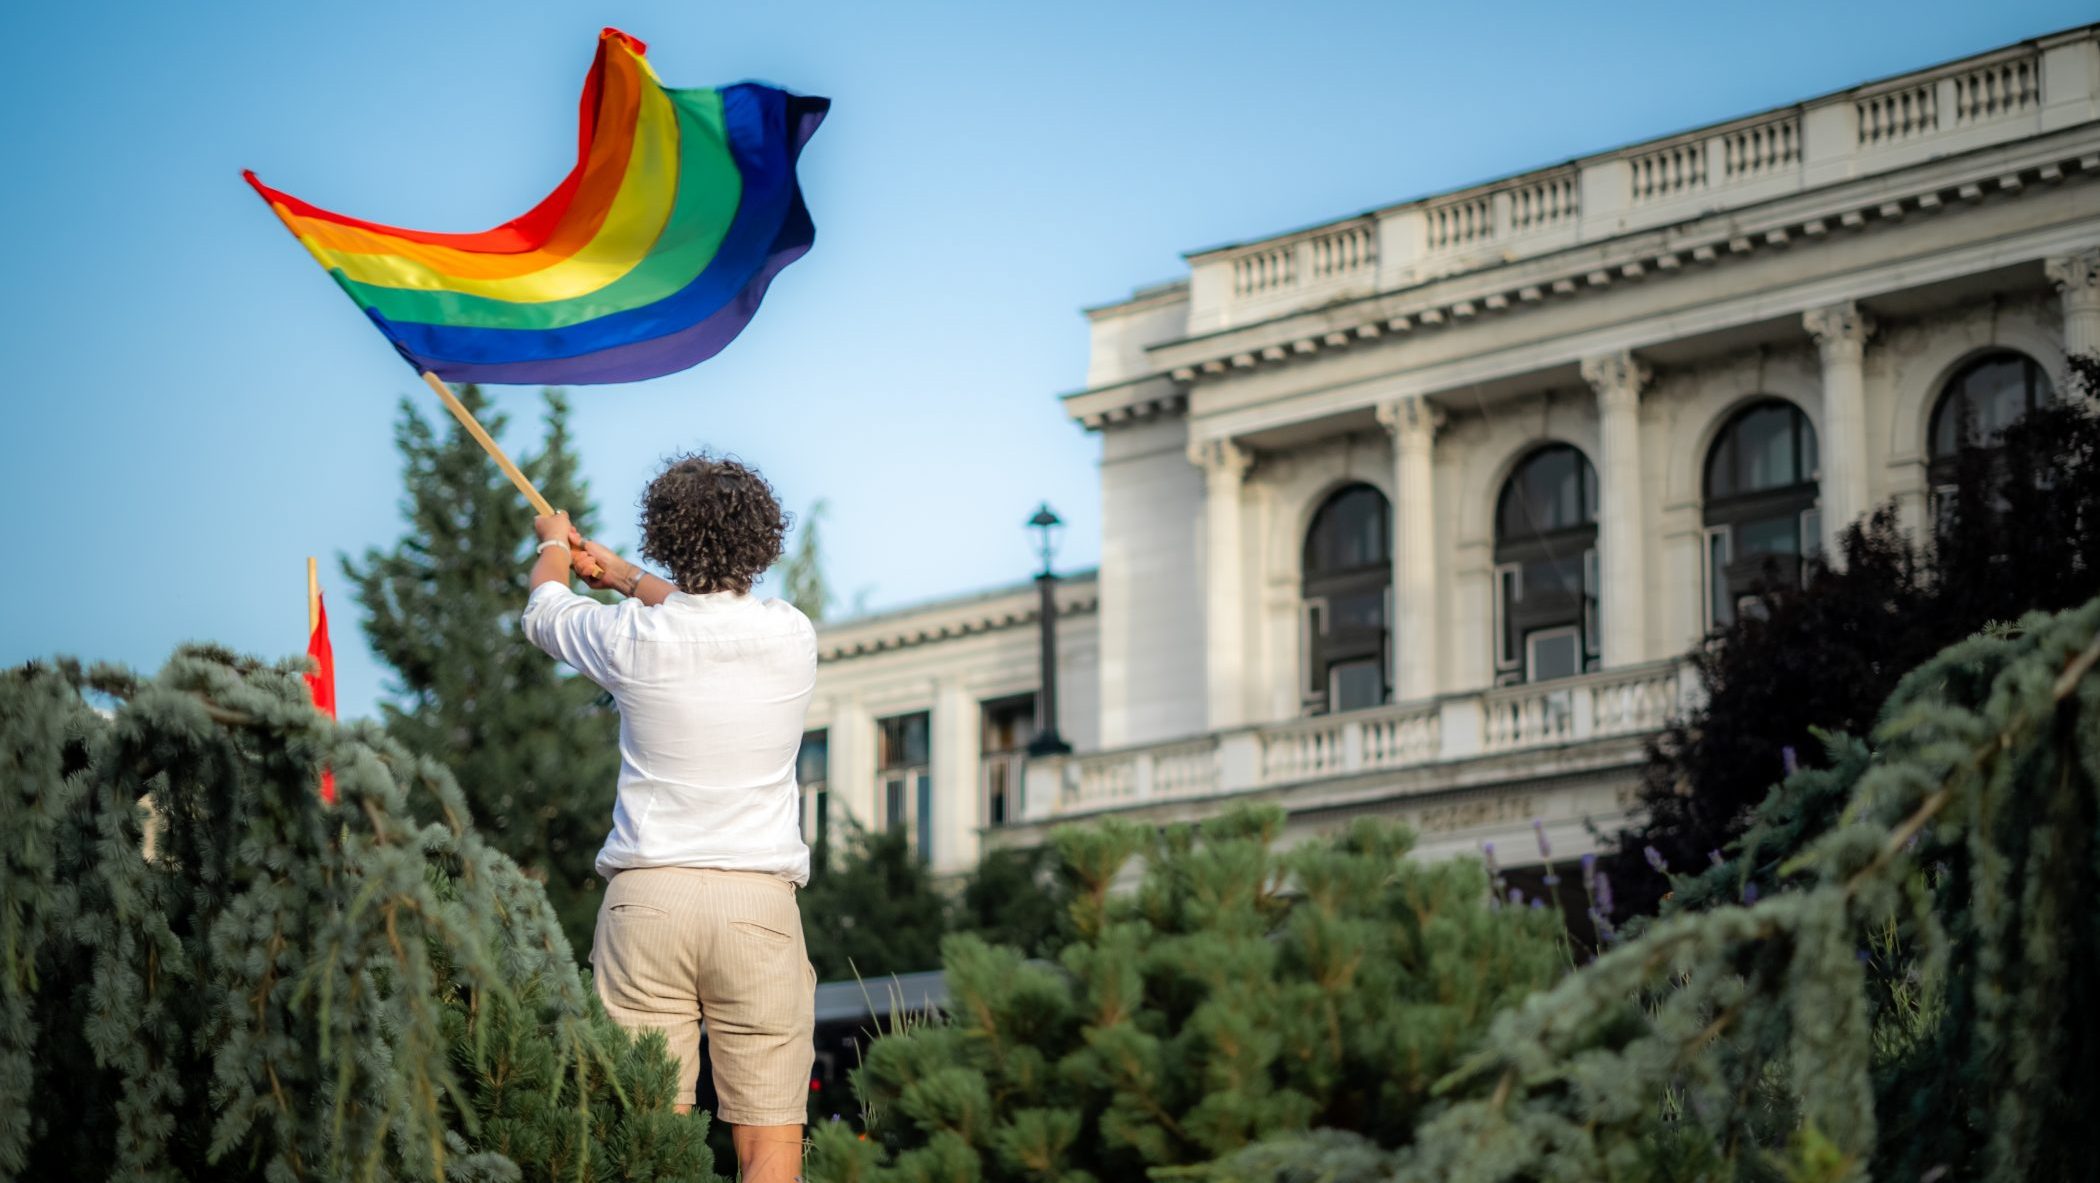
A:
306,584,338,804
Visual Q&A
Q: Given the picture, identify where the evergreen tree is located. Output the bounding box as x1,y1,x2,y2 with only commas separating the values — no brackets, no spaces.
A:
780,497,833,623
345,385,618,955
807,807,1564,1181
1369,594,2100,1183
0,646,721,1182
800,822,951,981
955,844,1067,959
1612,355,2100,916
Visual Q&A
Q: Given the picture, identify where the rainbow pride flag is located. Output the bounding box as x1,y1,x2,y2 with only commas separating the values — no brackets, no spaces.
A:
245,29,827,385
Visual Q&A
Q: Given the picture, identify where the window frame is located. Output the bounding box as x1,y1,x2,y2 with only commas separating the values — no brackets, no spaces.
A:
1493,444,1600,685
1301,483,1394,715
978,694,1035,829
876,711,932,862
1701,400,1821,630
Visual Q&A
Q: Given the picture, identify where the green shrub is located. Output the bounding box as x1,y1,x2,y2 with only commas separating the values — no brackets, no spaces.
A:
808,806,1564,1181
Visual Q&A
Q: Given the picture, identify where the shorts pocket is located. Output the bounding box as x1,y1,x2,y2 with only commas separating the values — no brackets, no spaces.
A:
731,920,793,945
610,901,667,919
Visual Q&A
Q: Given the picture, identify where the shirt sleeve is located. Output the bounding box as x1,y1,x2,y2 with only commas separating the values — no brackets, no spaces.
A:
520,583,627,689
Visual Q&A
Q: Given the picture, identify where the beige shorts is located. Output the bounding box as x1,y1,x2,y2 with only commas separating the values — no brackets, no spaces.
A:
590,866,816,1125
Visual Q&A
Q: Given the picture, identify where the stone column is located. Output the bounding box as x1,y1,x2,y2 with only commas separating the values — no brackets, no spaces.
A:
2045,248,2100,366
1189,438,1253,729
1581,351,1651,667
929,678,979,876
1804,301,1874,555
826,697,875,834
1376,395,1443,702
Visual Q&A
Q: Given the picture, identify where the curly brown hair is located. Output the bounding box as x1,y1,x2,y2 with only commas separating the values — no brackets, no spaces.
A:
637,452,789,595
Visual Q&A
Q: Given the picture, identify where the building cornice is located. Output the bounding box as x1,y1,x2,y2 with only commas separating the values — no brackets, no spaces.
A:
1062,124,2100,431
815,571,1100,663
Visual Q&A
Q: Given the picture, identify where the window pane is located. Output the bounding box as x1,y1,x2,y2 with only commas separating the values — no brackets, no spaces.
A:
1527,628,1581,682
1737,404,1798,490
1329,589,1385,632
880,712,930,769
1735,514,1800,558
916,773,933,863
797,730,828,786
1709,402,1814,499
1496,567,1520,667
885,776,905,829
1498,445,1597,538
1523,555,1583,601
1709,531,1732,628
1932,353,2055,458
1329,660,1385,712
981,696,1036,753
986,760,1011,827
1305,485,1390,573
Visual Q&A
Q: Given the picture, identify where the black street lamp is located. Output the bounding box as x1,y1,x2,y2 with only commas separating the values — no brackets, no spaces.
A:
1026,502,1072,757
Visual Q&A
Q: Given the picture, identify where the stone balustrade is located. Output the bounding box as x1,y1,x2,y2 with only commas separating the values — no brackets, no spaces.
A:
1186,34,2091,332
1028,659,1695,819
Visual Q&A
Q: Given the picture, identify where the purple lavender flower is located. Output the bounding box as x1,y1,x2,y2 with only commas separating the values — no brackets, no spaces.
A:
1782,745,1799,775
1588,907,1618,945
1644,845,1669,875
1531,819,1552,860
1742,881,1759,905
1481,841,1499,877
1529,898,1545,910
1708,849,1725,868
1508,888,1525,907
1594,872,1615,917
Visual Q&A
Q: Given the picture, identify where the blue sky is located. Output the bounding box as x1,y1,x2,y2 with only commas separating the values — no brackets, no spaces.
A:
2,0,2089,718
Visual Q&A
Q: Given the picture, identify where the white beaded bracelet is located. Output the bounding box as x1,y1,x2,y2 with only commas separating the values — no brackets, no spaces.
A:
535,538,571,554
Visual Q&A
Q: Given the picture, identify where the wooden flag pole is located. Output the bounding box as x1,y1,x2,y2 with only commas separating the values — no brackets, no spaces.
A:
419,370,558,518
307,556,320,634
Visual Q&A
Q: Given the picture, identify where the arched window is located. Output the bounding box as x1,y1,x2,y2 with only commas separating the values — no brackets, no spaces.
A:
1928,351,2055,487
1703,400,1820,629
1493,445,1597,685
1302,484,1390,714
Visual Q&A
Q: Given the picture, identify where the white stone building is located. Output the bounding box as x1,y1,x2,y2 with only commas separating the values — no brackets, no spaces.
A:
800,25,2100,880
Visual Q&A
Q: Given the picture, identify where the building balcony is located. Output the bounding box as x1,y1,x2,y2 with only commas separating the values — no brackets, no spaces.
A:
1001,658,1696,859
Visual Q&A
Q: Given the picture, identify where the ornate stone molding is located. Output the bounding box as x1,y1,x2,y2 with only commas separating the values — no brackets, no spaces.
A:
1374,395,1446,447
816,579,1100,663
1580,351,1651,409
2046,247,2100,309
1093,145,2100,421
1186,437,1254,484
1803,300,1877,359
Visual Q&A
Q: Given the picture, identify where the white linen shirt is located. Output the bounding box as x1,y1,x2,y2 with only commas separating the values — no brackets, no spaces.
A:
521,581,817,885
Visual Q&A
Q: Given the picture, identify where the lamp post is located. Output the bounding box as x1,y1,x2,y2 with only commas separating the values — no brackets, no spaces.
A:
1026,503,1072,757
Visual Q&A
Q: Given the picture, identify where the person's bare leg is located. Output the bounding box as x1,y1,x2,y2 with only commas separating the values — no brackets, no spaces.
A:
732,1124,804,1183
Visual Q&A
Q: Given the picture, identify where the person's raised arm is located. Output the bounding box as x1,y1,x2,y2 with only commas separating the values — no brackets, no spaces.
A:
529,512,590,591
576,540,676,607
522,513,623,687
